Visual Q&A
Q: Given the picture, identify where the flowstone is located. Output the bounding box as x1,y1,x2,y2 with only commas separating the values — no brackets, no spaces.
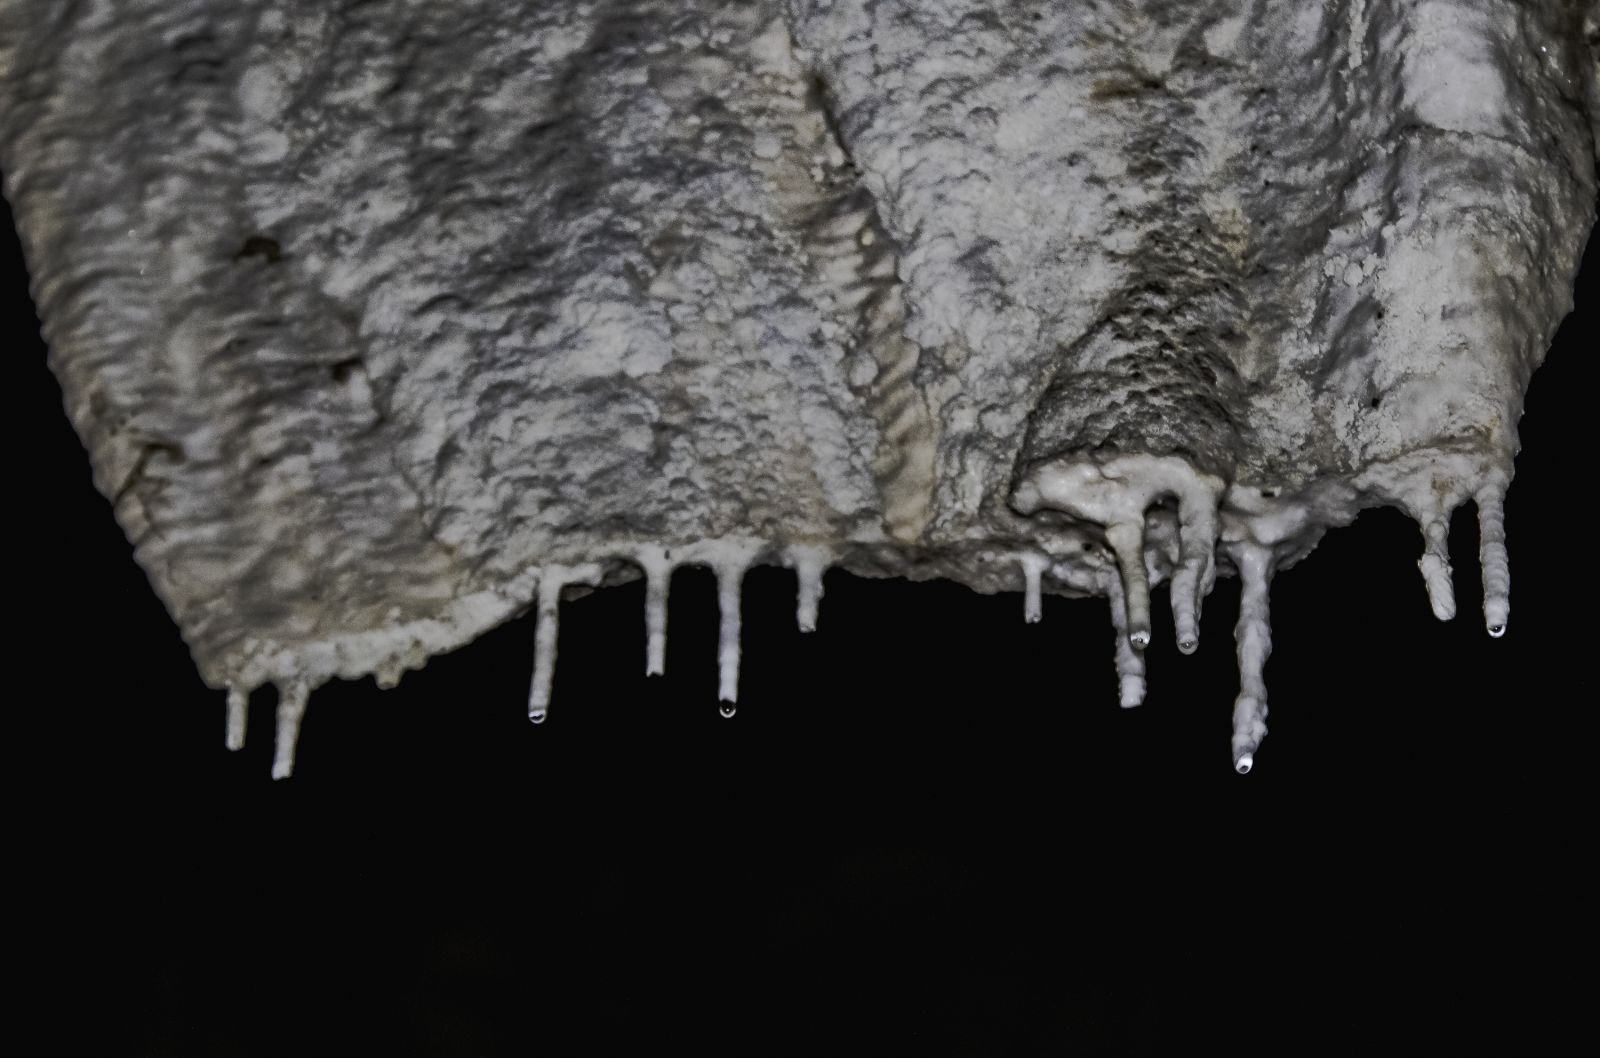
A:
3,0,1595,774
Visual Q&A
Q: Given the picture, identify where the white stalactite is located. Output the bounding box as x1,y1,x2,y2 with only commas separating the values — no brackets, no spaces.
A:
1230,543,1275,774
1019,552,1046,624
528,563,601,723
528,575,562,723
271,682,310,780
638,545,672,676
789,544,828,633
1477,486,1510,636
1417,513,1457,622
1105,569,1147,708
1105,520,1152,650
1171,500,1218,654
225,686,248,752
716,559,748,706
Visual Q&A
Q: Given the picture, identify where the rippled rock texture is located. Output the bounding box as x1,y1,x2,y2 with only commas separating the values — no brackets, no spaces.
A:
3,0,1595,773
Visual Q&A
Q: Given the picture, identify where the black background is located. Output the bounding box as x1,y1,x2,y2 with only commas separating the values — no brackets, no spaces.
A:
9,191,1595,1055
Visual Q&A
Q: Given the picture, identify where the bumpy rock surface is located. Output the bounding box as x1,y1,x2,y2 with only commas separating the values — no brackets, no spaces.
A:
2,0,1595,774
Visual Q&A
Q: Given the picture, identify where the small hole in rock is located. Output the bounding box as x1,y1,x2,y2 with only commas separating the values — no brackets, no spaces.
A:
235,235,282,263
330,357,363,383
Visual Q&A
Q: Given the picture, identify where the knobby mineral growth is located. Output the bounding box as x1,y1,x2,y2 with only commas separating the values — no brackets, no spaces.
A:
1,1,1595,775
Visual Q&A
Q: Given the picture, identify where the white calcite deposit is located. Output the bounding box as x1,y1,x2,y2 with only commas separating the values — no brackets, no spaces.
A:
2,0,1595,774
